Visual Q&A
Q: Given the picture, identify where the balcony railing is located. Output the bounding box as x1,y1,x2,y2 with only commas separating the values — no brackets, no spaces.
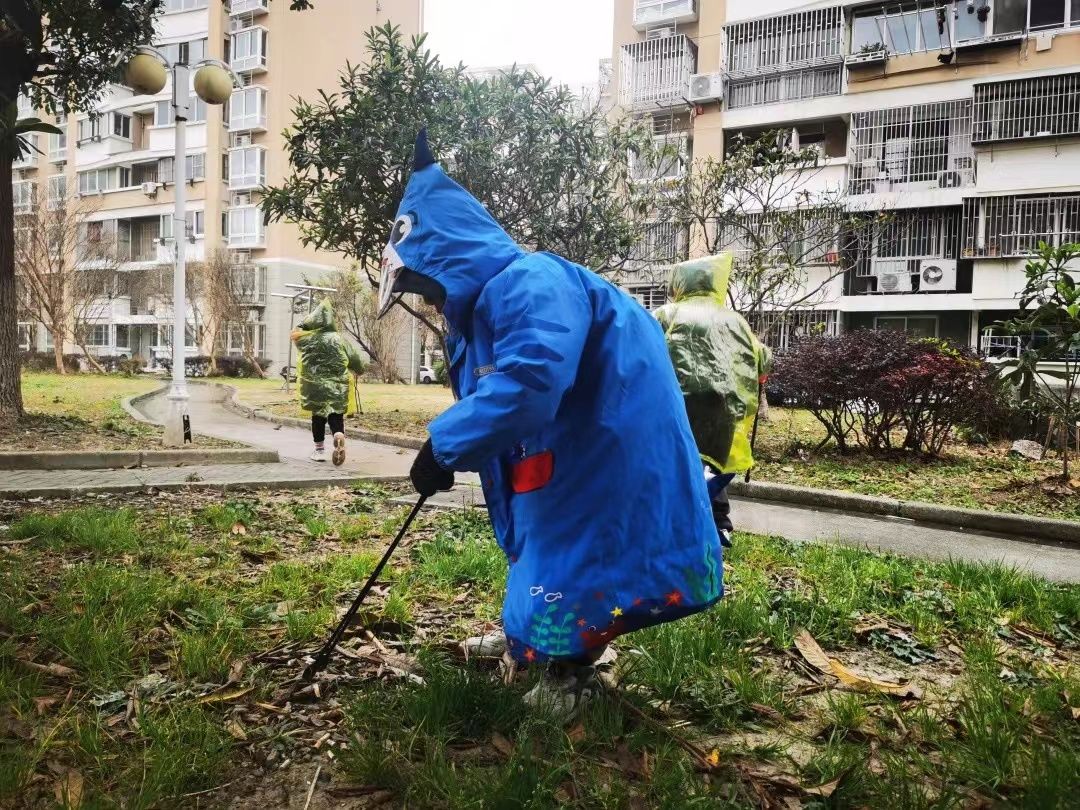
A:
962,194,1080,258
631,222,689,266
619,34,697,111
973,71,1080,144
727,65,841,110
633,0,697,30
847,100,975,195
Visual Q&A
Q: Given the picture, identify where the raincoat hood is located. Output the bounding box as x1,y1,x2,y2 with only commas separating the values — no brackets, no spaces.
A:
296,299,337,334
668,254,733,303
385,132,526,331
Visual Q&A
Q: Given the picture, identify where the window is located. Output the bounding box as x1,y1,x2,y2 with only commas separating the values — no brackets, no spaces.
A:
851,2,953,55
157,324,198,348
229,87,266,130
160,210,206,240
78,115,100,144
157,38,208,65
18,323,33,351
155,98,207,126
228,207,262,246
1030,0,1067,30
875,316,938,339
727,66,842,109
164,0,208,11
229,146,266,188
44,329,54,350
963,193,1080,257
231,28,268,71
158,153,207,184
114,325,130,349
725,8,843,74
86,324,111,347
13,181,35,212
78,167,132,194
113,113,131,139
47,175,67,208
132,161,158,185
973,72,1080,143
626,285,667,311
994,0,1029,32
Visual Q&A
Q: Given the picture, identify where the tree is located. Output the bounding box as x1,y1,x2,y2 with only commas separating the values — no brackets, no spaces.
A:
659,131,865,346
312,267,407,383
998,242,1080,480
202,250,266,378
14,193,124,373
262,24,653,339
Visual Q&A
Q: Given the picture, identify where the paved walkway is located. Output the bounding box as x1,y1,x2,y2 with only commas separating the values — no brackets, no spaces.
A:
414,486,1080,583
0,384,413,497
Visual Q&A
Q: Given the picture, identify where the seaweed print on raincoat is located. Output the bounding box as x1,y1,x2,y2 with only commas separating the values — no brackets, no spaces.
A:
291,300,366,418
387,141,723,664
654,255,773,474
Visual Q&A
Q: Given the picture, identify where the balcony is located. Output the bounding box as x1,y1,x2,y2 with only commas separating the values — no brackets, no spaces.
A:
229,87,268,133
232,264,268,305
633,0,697,30
631,221,689,266
962,193,1080,258
49,132,67,162
973,72,1080,145
228,145,267,191
847,209,964,295
619,34,696,111
848,100,975,197
230,26,268,74
629,133,689,185
724,8,843,80
12,180,36,214
228,206,265,248
12,135,37,170
230,0,269,15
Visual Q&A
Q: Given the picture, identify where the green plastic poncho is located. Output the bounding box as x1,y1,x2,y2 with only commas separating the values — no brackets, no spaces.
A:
291,300,366,418
654,254,772,474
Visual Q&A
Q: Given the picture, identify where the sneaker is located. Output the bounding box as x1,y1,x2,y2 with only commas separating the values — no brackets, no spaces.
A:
310,447,327,462
332,432,346,466
522,664,599,723
462,632,508,659
719,529,733,549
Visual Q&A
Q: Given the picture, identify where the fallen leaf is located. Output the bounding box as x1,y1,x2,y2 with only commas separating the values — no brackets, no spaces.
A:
227,659,246,684
1071,706,1080,721
793,629,833,675
830,659,921,699
566,723,586,743
854,620,890,635
33,696,60,715
22,659,77,679
706,749,720,768
196,685,253,705
750,702,784,721
490,732,514,758
225,719,248,741
53,769,83,809
231,522,247,535
804,777,841,797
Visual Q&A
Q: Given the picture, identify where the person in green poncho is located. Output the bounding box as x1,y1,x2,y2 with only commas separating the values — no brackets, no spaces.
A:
654,254,772,544
291,300,367,465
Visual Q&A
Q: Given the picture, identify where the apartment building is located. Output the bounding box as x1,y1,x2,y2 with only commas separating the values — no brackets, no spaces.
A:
613,0,1080,357
15,0,422,372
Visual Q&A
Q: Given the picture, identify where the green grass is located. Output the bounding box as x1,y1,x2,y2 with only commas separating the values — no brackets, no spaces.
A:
2,488,1078,808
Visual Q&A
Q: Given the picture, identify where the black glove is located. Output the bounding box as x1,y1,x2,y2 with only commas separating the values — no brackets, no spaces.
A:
410,438,454,497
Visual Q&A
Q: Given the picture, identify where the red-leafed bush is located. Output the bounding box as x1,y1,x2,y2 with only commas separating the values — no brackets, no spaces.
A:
770,330,1005,456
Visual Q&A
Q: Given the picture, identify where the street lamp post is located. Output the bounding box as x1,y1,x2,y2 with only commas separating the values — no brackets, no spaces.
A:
124,47,237,447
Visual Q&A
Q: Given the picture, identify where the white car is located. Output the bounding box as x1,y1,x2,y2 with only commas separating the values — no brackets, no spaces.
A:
418,365,436,384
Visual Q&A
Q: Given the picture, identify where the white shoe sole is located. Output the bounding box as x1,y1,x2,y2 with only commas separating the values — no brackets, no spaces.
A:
332,433,346,466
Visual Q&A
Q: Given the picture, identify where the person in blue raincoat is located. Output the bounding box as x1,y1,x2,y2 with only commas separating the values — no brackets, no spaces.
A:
377,131,722,716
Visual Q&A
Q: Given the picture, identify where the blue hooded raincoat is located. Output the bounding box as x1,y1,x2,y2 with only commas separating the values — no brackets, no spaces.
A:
391,152,723,663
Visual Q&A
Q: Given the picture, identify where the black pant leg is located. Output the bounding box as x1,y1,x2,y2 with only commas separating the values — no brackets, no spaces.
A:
311,414,327,443
327,412,345,435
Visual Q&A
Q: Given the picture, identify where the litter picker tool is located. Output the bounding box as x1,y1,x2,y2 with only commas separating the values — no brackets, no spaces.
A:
299,495,427,685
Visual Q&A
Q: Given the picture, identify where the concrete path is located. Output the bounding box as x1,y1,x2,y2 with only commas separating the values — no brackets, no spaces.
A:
414,485,1080,583
136,383,415,480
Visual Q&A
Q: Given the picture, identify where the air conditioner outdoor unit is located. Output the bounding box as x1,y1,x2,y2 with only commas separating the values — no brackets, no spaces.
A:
919,259,957,291
231,250,251,264
231,193,251,207
646,26,676,39
688,72,724,103
232,132,252,147
141,181,158,197
877,270,913,293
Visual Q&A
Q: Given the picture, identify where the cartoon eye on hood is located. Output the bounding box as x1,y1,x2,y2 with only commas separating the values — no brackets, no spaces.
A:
376,212,416,318
375,129,525,328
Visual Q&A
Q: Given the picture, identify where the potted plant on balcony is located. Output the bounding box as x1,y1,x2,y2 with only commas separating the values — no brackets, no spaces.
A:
847,42,888,67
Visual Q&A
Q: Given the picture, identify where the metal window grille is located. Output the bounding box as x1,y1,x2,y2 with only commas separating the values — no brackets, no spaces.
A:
626,284,668,311
962,194,1080,257
972,72,1080,143
724,7,843,78
714,210,842,266
629,133,690,183
848,100,974,195
619,34,697,111
727,65,841,109
748,309,838,352
632,222,688,265
851,208,960,278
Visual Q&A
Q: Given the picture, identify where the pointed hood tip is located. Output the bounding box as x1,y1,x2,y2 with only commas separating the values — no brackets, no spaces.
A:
413,128,436,172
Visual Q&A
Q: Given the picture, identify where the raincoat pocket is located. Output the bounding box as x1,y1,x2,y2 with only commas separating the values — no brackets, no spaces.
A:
511,450,554,494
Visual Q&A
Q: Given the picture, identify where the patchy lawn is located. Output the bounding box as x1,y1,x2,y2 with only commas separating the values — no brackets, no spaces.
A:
3,372,242,453
1,487,1077,808
753,408,1080,524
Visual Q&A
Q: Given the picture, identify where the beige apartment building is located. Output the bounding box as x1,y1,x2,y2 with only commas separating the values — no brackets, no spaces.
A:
613,0,1080,356
15,0,422,372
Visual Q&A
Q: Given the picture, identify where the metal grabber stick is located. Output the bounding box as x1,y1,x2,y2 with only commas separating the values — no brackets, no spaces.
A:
299,496,427,684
